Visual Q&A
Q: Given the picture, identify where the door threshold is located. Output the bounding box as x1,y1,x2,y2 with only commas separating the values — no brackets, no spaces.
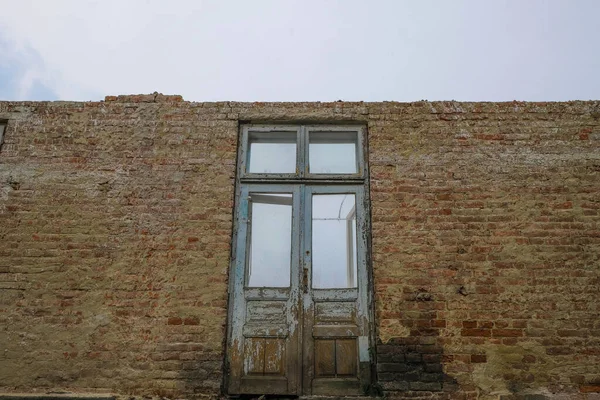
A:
299,396,380,400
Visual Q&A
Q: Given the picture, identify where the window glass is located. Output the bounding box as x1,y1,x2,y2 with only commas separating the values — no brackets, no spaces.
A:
312,194,357,288
247,193,293,287
309,131,358,174
248,131,296,173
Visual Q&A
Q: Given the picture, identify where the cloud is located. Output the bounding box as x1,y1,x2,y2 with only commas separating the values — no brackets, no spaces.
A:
0,0,599,102
0,35,60,100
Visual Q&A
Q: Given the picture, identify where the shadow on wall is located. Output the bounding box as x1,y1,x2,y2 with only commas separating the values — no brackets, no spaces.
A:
150,317,225,398
376,288,458,395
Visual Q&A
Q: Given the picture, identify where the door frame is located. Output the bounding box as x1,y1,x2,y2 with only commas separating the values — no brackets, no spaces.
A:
224,123,377,396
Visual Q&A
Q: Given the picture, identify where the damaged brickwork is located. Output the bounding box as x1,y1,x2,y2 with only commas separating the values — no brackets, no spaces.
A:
0,95,599,400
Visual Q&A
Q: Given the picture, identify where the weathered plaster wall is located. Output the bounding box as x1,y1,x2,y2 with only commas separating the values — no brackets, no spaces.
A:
0,96,599,399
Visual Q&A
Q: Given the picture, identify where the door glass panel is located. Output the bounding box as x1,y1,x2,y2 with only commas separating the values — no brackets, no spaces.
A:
247,193,293,287
309,131,358,174
312,194,357,288
248,131,297,173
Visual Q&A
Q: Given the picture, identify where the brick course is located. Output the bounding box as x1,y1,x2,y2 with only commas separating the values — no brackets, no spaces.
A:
0,96,599,399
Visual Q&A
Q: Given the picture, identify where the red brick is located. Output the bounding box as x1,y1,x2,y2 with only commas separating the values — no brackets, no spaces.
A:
471,354,487,363
183,316,200,325
463,321,477,329
462,329,491,337
492,329,523,337
522,355,536,363
580,385,600,393
167,317,183,326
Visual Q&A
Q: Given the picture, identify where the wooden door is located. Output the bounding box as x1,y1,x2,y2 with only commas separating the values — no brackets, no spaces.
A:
301,185,372,396
227,184,302,395
226,184,372,396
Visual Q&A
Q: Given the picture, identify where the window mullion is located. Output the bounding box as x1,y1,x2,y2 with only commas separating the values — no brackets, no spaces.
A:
298,125,307,178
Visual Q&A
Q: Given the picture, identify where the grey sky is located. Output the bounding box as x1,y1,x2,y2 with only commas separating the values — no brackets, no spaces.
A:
0,0,598,102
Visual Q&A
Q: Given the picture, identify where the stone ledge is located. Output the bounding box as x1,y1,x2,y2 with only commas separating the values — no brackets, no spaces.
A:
0,394,115,400
104,92,184,103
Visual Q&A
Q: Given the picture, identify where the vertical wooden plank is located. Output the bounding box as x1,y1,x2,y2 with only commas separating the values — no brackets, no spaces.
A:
335,339,357,376
315,340,336,377
227,184,250,393
286,184,302,393
264,339,285,375
301,183,314,395
244,338,266,375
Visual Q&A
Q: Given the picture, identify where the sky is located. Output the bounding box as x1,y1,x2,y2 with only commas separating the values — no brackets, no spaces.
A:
0,0,599,102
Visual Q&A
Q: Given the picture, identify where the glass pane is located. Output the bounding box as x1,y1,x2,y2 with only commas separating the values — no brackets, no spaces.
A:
312,194,357,288
248,193,293,287
309,131,358,174
248,131,296,173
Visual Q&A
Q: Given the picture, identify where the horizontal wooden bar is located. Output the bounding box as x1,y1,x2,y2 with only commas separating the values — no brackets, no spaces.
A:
312,377,361,396
312,325,359,338
244,287,291,300
240,376,290,394
312,288,358,301
243,324,289,338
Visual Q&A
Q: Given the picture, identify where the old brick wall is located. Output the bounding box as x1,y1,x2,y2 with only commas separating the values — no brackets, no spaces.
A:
367,101,600,400
0,95,237,397
0,97,599,399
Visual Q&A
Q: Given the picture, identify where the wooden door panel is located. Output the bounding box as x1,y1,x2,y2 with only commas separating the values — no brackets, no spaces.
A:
264,339,286,375
315,340,336,376
314,338,358,377
336,339,358,376
244,337,266,375
315,301,356,324
246,300,286,323
242,337,287,376
239,294,297,393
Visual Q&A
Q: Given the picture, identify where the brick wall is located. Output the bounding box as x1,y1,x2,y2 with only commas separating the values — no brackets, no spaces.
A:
0,97,599,399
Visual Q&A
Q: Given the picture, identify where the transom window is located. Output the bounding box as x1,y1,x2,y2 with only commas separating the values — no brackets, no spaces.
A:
240,125,364,178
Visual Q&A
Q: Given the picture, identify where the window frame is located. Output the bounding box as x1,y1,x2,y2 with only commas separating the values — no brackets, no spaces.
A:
0,120,7,151
241,184,301,290
239,124,366,182
306,185,367,293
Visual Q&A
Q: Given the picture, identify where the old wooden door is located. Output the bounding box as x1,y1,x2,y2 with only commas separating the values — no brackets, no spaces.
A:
227,184,302,395
226,125,373,396
301,185,372,396
226,184,372,395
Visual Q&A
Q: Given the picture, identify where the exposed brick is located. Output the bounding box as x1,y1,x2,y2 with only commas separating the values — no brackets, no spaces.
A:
378,362,410,373
183,316,200,325
462,320,477,329
409,381,443,391
580,385,600,393
167,317,183,326
0,97,599,399
522,354,537,363
492,329,524,337
462,328,491,337
471,354,487,363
